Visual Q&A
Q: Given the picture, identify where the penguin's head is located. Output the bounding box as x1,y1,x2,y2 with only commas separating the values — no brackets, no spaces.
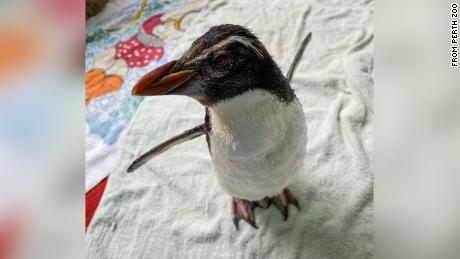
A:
132,24,290,106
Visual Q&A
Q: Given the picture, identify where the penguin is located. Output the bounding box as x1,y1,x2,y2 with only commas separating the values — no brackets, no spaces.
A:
128,24,311,229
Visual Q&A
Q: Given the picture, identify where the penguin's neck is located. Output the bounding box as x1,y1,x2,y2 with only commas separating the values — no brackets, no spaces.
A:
210,89,276,118
208,89,286,135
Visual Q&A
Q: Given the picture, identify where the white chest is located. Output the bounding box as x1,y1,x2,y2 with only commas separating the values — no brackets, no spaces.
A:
208,90,307,200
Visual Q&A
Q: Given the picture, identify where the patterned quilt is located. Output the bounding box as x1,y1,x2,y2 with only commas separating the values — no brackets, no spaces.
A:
85,0,208,191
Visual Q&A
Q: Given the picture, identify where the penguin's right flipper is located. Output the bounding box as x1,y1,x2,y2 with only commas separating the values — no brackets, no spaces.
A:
127,124,205,173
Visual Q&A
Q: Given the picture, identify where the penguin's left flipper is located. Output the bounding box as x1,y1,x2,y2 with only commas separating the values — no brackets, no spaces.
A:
127,124,205,173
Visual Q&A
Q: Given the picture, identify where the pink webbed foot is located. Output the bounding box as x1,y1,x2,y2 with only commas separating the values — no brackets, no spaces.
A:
267,188,300,221
230,189,300,229
230,197,260,229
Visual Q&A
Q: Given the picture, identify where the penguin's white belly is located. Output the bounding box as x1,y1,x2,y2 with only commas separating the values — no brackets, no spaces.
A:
209,90,307,201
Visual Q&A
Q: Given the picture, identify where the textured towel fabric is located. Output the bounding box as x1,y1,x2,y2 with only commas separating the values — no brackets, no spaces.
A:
86,0,374,258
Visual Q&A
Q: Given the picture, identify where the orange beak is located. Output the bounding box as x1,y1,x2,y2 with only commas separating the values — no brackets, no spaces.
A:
132,60,196,96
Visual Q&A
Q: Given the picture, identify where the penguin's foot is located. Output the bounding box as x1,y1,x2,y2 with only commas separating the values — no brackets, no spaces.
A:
230,197,259,230
267,188,300,221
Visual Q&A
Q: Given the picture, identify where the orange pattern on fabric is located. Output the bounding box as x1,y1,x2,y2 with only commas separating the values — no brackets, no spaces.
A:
85,69,123,106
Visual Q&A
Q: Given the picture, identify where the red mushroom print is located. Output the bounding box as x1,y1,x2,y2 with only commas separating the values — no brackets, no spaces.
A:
114,14,165,68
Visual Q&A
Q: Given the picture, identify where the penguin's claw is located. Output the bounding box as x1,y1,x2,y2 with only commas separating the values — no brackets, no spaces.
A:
233,218,239,230
283,188,301,211
230,197,259,230
269,188,300,220
272,194,289,220
229,189,299,229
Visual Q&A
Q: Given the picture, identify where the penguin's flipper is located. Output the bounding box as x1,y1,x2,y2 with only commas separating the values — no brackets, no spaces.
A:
127,124,205,173
286,32,312,83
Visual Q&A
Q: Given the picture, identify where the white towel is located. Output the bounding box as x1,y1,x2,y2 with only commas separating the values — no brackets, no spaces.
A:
86,0,374,258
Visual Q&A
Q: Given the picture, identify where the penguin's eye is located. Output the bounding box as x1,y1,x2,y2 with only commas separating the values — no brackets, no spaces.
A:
212,55,228,68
